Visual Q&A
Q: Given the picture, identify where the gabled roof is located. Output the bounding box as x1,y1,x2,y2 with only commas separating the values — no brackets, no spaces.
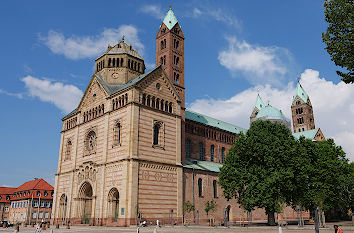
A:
63,66,180,120
183,158,222,173
293,128,320,141
293,82,309,103
16,178,53,192
162,7,179,30
186,109,247,134
253,94,265,110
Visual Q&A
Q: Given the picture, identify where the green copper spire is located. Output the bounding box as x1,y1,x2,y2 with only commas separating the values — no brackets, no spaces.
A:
293,82,309,103
162,6,178,30
253,94,265,110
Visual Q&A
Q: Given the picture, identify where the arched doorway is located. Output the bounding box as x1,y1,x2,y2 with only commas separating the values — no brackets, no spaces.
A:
225,205,231,226
59,194,68,224
107,188,119,222
78,182,93,224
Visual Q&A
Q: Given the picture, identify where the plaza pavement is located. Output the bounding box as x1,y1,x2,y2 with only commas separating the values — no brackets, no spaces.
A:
0,224,353,233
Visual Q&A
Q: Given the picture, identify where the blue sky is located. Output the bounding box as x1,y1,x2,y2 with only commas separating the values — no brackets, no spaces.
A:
1,0,353,187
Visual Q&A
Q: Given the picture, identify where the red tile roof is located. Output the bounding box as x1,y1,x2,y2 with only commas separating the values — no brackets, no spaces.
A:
17,178,53,192
0,179,54,202
0,187,16,203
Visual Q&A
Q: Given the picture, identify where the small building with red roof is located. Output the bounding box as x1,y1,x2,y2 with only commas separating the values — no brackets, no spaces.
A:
0,187,16,222
0,178,54,225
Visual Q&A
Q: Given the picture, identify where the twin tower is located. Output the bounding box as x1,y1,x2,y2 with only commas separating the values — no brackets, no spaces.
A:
250,82,316,134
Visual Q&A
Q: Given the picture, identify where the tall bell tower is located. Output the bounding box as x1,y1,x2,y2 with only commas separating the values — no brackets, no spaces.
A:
156,6,185,108
291,82,316,133
156,6,186,161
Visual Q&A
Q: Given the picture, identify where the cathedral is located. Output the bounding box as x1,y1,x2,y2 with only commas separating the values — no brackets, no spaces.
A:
52,7,324,226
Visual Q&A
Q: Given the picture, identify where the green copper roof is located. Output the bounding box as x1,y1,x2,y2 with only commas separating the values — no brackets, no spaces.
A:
255,104,288,120
293,82,309,103
293,128,319,140
162,7,178,30
253,94,265,110
185,109,247,134
183,158,223,173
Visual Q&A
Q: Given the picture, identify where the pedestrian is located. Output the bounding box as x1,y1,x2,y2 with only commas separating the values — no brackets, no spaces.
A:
35,223,41,233
156,219,160,227
334,225,343,233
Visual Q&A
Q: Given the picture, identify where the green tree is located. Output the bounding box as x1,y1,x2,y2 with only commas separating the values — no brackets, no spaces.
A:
219,120,297,225
289,137,353,233
322,0,354,84
204,200,216,224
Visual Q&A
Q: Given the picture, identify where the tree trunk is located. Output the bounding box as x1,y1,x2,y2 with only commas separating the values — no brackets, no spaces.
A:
267,212,276,226
314,207,319,233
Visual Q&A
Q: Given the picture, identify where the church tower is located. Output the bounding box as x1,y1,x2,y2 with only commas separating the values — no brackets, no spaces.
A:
156,6,185,108
250,94,265,123
156,7,187,161
95,36,145,84
291,82,315,133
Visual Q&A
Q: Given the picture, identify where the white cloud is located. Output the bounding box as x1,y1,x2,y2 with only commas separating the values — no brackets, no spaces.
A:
0,89,24,99
39,25,144,60
140,5,164,20
218,37,294,86
190,7,241,29
189,69,354,161
22,75,83,113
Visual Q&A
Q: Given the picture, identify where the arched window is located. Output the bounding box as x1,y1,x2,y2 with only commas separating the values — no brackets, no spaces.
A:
165,102,168,112
153,123,160,145
186,139,191,158
160,99,164,110
142,94,146,105
156,98,160,110
199,142,204,160
112,58,116,67
213,180,217,198
114,122,121,145
210,145,215,162
128,59,130,69
198,178,203,197
125,94,128,104
151,96,155,108
221,147,225,163
121,58,124,67
108,58,112,67
147,95,151,106
168,103,172,113
138,63,140,72
65,140,72,160
161,40,164,50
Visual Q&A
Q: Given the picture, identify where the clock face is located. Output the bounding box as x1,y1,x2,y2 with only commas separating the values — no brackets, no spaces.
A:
112,73,120,79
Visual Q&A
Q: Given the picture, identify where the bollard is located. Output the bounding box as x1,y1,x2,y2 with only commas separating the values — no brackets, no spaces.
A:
137,226,140,233
279,226,282,233
56,224,59,229
154,227,157,233
50,230,54,233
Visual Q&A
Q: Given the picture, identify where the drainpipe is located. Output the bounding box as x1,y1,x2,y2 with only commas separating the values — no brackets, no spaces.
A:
192,168,195,223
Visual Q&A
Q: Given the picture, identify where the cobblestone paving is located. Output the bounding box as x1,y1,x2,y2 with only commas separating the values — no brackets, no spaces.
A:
0,225,353,233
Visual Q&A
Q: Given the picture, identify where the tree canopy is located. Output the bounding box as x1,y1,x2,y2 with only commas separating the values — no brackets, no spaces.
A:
219,119,354,226
219,120,297,225
322,0,354,84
